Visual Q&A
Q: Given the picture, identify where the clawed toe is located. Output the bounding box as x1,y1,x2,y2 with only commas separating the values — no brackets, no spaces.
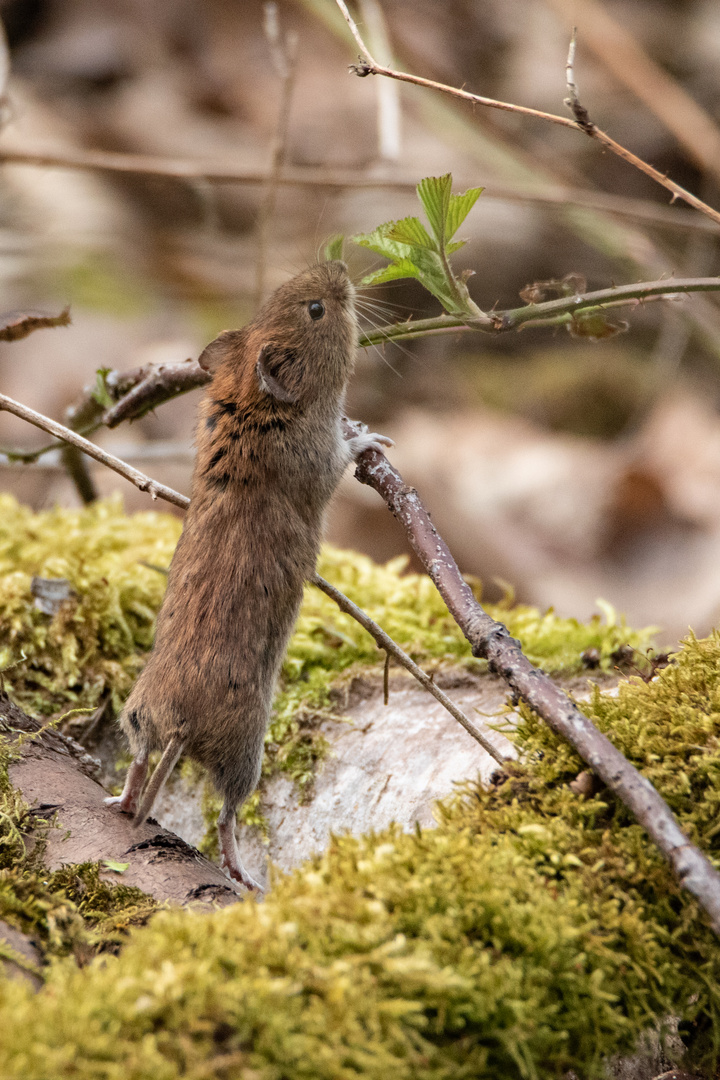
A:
220,854,264,893
347,432,394,459
104,794,137,815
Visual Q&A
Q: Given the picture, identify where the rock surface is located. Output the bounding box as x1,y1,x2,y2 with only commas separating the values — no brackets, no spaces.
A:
155,667,613,890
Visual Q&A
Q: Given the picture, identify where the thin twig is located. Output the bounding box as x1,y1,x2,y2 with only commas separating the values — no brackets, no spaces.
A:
335,0,720,228
358,277,720,345
255,4,299,309
343,417,720,936
3,277,718,468
0,393,189,509
312,573,509,764
548,0,720,189
0,142,715,233
0,391,510,759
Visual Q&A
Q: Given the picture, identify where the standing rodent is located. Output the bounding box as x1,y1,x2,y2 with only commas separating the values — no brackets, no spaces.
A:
105,260,391,891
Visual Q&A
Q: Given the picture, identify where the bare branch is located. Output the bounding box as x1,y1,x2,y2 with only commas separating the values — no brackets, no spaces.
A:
0,308,70,342
549,0,720,190
0,393,189,510
311,573,510,764
0,140,715,234
0,391,509,758
344,419,720,937
335,0,720,227
103,359,210,427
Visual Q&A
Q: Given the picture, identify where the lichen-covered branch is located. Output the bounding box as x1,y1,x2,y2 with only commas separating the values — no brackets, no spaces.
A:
344,418,720,936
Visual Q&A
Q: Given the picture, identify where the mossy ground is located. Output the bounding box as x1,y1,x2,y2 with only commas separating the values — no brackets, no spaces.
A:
0,737,156,974
1,634,720,1077
0,493,654,810
3,497,717,1079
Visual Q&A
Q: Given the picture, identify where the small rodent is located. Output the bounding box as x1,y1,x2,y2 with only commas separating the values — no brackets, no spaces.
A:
105,260,391,890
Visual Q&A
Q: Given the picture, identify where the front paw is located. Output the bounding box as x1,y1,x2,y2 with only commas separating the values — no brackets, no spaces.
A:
346,432,394,459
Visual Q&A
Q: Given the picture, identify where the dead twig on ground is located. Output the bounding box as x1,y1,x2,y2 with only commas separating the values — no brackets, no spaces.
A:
335,0,720,228
311,573,510,763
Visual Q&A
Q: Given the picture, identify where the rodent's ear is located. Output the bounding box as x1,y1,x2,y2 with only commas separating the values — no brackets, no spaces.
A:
255,345,299,404
197,329,247,374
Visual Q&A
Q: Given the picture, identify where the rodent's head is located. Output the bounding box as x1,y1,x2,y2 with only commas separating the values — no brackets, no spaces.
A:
199,261,357,407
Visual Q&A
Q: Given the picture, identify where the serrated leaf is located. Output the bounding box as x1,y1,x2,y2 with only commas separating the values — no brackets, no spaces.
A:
360,259,422,287
91,368,114,409
416,174,453,248
446,239,467,255
386,216,435,250
446,186,484,240
417,175,452,246
352,224,413,262
323,234,345,262
102,859,129,873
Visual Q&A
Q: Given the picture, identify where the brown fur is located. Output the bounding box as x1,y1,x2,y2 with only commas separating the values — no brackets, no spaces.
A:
109,261,369,890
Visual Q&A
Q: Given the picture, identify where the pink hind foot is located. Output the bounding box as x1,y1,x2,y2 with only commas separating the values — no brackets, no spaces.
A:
217,816,264,892
104,754,148,817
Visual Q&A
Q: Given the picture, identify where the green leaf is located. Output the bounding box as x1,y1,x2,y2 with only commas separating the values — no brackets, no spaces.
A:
102,859,129,874
353,224,413,262
323,234,345,262
446,186,484,240
91,368,113,410
385,216,435,250
416,174,453,248
360,259,422,287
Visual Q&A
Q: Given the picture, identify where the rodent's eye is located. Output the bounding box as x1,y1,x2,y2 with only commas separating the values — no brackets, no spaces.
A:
308,300,325,321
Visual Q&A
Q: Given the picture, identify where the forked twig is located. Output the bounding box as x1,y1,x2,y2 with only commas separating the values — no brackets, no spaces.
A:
335,0,720,227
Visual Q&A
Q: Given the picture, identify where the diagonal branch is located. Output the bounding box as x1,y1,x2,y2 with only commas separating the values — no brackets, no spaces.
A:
311,573,509,764
3,387,719,932
0,392,188,509
0,393,506,761
334,0,720,228
343,418,720,936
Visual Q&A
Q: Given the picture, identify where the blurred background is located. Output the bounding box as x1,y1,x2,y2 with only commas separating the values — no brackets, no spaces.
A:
1,0,720,644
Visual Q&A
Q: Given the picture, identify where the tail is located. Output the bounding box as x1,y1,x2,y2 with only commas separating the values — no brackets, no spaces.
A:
132,736,185,828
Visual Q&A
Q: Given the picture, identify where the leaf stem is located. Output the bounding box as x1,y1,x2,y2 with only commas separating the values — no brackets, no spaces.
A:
358,276,720,346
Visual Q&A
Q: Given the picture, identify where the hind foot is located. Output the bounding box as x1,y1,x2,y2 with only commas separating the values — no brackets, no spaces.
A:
218,815,264,892
104,754,148,817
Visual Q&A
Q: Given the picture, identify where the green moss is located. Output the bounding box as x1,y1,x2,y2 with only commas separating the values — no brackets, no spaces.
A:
0,496,654,806
0,498,718,1077
1,634,720,1076
0,737,155,967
